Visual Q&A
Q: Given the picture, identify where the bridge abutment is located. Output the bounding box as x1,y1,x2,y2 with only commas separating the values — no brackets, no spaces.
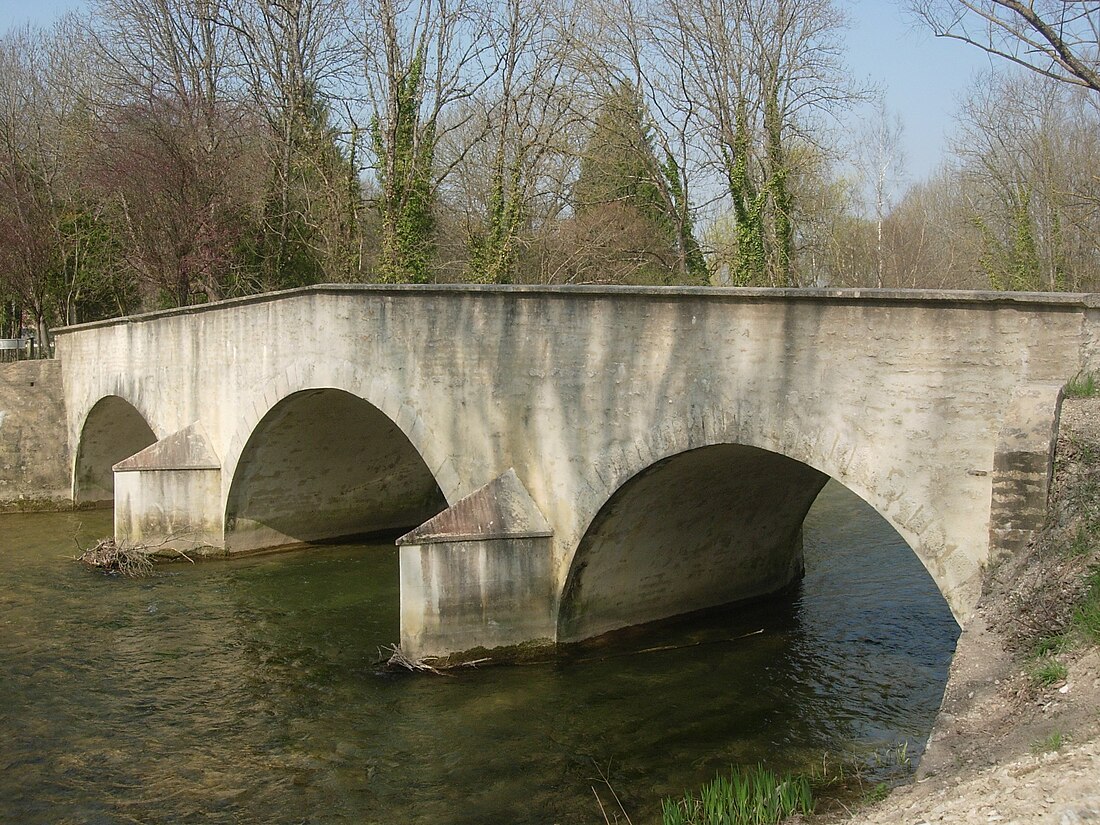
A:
988,383,1065,560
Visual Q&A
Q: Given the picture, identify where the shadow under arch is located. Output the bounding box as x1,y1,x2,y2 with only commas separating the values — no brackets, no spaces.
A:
74,395,157,506
558,443,835,643
224,388,447,553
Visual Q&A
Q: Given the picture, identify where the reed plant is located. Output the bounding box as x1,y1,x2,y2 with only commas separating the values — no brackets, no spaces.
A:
661,764,814,825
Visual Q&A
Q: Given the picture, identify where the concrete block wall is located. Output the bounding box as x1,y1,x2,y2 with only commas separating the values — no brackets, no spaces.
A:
0,360,71,511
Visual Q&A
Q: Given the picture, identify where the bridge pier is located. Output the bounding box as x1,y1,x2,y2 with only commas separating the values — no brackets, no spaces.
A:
396,470,556,660
113,423,225,553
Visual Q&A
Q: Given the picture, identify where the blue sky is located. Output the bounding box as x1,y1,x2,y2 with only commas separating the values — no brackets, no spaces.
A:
843,0,994,181
1,0,994,181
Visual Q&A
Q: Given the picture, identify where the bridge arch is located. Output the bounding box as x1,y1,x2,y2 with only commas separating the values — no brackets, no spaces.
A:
74,395,157,506
222,379,448,554
557,417,971,643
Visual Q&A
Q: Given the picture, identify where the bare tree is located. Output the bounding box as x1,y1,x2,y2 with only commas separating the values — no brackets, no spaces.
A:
952,71,1100,290
571,0,710,284
0,19,122,348
358,0,496,283
453,0,582,283
643,0,859,286
911,0,1100,94
853,97,907,286
222,0,362,284
90,0,261,305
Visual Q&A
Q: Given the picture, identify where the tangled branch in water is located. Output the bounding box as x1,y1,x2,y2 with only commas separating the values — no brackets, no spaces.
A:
76,537,155,577
379,644,448,675
74,536,195,577
377,643,491,675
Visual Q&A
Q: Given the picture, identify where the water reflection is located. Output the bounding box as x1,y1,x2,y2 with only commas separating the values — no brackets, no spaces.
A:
0,482,958,823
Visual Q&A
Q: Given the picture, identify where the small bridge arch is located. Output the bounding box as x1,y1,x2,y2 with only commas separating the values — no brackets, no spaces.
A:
224,386,447,553
73,394,157,506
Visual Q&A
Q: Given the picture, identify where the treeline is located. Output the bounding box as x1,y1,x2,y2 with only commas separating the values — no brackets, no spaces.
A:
1,0,1099,345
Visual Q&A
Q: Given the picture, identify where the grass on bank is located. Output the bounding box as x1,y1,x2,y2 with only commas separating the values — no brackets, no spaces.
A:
1030,657,1069,687
1026,565,1100,688
661,764,814,825
658,743,915,825
1025,576,1099,688
1031,730,1065,754
1065,372,1099,399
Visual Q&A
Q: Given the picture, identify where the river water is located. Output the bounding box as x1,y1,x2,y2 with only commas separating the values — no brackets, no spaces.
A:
0,482,959,824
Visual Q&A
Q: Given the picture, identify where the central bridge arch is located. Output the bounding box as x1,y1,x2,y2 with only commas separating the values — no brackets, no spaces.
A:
224,387,447,553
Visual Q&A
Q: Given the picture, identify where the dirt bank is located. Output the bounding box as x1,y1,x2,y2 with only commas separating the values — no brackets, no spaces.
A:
840,396,1100,824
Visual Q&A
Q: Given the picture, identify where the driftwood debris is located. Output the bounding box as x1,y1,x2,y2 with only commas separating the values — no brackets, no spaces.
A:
77,537,155,577
75,536,194,577
378,643,491,675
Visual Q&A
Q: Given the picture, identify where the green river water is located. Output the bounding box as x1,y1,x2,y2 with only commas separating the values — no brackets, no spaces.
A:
0,481,959,824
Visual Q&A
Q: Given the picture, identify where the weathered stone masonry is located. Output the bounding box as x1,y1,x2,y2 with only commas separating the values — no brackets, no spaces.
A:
15,285,1097,657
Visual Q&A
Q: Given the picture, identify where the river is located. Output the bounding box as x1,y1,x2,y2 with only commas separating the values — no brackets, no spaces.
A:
0,481,959,823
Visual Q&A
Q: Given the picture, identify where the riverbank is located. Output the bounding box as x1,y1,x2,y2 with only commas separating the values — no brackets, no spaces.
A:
839,395,1100,824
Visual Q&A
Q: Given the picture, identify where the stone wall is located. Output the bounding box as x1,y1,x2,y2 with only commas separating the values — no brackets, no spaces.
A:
0,360,71,511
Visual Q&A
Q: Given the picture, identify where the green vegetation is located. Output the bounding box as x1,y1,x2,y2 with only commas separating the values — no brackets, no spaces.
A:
1070,525,1094,557
661,764,814,825
1029,657,1068,687
864,782,890,803
1065,372,1099,399
1031,730,1065,754
1026,568,1100,662
572,83,703,285
1034,634,1067,657
871,740,910,770
1073,568,1100,643
371,53,437,284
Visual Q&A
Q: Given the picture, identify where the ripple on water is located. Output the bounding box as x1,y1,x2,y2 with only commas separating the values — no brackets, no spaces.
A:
0,482,959,823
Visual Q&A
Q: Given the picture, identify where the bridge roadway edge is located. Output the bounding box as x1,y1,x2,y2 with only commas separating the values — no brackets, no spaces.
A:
42,285,1100,656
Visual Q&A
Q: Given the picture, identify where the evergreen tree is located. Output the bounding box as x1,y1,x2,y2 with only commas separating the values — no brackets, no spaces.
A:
572,84,702,284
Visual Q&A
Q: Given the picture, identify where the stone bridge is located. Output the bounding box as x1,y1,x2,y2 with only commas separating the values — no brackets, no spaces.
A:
53,285,1100,658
